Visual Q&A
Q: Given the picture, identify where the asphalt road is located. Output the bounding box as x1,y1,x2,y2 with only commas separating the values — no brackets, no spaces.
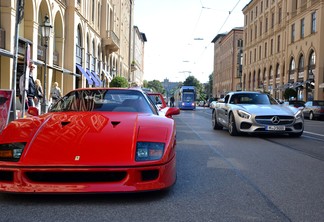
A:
0,109,323,222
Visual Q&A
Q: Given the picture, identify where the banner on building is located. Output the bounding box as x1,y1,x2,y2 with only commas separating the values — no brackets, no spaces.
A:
0,90,13,132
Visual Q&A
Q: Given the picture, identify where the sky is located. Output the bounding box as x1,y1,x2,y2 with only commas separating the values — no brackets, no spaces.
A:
133,0,250,83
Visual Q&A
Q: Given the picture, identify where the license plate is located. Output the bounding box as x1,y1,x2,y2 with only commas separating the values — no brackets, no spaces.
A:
266,125,285,131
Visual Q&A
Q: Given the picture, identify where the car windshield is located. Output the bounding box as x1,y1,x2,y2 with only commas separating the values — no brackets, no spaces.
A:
148,94,162,105
230,93,278,105
49,89,155,114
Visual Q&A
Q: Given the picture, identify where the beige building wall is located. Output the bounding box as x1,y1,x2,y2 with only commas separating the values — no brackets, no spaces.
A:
212,28,243,98
242,0,324,101
0,0,133,117
131,26,146,86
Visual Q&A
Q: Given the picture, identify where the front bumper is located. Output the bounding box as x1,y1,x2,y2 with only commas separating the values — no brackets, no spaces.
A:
234,113,304,134
0,156,176,193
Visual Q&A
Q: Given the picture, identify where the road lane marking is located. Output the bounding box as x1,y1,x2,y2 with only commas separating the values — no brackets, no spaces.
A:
304,131,324,137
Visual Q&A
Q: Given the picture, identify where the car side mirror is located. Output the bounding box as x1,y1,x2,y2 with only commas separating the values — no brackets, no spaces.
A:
27,106,39,116
165,107,180,118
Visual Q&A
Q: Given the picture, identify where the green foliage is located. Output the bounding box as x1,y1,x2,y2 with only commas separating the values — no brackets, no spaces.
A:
110,76,129,88
283,88,297,100
183,76,200,88
147,80,165,93
142,80,148,88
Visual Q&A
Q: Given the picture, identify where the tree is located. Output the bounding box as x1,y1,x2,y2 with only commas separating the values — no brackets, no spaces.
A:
183,76,204,101
183,76,200,88
110,76,129,88
147,80,165,93
283,88,297,100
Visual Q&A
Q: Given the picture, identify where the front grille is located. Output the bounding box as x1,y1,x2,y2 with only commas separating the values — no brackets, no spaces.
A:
240,122,252,129
0,170,14,182
25,171,127,183
255,115,295,125
294,122,303,130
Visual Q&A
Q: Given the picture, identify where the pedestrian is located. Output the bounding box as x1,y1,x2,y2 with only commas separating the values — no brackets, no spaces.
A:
35,79,43,111
170,96,175,107
19,63,37,109
50,82,62,104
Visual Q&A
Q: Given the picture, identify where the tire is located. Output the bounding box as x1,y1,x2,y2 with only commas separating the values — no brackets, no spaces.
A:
309,111,315,120
212,111,223,130
228,112,239,136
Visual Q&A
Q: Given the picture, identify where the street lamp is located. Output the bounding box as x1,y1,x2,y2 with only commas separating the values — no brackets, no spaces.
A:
41,15,52,114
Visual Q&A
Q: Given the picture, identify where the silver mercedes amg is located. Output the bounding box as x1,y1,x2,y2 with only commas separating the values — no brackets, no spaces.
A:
212,91,304,137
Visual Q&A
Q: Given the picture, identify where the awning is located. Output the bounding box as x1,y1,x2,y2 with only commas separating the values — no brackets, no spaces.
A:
291,82,303,88
90,71,101,87
76,64,93,85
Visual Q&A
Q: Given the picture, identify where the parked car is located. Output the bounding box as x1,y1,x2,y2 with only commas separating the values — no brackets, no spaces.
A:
302,100,324,120
209,101,217,109
212,91,304,137
288,100,305,109
0,88,180,193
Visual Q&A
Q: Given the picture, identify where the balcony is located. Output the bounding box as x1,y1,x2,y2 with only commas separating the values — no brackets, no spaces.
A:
103,30,120,52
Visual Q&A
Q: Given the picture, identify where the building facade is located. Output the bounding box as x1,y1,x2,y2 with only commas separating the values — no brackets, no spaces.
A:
0,0,146,117
242,0,324,101
212,28,243,98
130,26,146,86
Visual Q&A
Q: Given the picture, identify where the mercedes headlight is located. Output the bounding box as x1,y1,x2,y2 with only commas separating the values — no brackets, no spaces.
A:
295,110,303,120
236,110,251,119
136,142,165,161
0,142,26,162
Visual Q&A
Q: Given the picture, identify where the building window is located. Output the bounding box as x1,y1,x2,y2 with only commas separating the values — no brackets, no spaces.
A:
276,64,280,78
76,26,82,65
249,51,252,64
92,0,95,23
265,17,268,32
237,39,243,47
300,18,305,38
254,48,256,62
260,21,262,36
259,45,262,60
250,29,253,41
277,35,280,53
261,1,263,12
311,12,316,33
255,6,258,18
264,42,267,58
298,54,304,72
255,24,257,39
270,39,273,55
291,24,295,43
271,12,274,28
278,7,282,24
98,3,101,28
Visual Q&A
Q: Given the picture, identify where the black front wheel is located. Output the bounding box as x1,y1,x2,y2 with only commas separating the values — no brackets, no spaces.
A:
228,113,239,136
212,111,223,130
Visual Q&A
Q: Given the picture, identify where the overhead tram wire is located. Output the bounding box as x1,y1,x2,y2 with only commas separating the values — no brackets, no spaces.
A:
193,0,242,65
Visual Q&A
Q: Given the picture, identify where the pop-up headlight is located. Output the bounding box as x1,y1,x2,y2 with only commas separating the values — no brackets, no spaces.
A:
136,142,165,161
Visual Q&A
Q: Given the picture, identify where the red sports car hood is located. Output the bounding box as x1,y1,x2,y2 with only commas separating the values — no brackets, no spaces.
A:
0,112,173,166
